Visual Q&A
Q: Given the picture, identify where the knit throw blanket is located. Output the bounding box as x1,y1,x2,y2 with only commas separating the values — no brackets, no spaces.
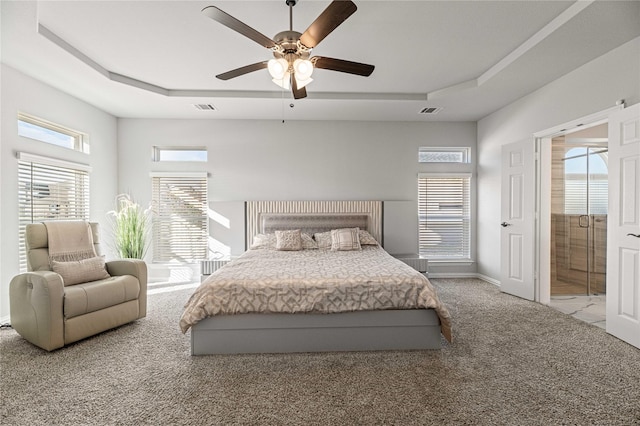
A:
44,221,97,262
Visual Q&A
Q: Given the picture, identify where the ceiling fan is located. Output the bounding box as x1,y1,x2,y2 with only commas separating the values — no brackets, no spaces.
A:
202,0,375,100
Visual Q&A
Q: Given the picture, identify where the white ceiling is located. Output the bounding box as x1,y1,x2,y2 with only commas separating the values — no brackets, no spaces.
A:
2,1,639,122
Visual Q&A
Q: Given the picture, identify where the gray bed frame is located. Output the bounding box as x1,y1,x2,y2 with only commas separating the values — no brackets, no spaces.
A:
190,201,443,355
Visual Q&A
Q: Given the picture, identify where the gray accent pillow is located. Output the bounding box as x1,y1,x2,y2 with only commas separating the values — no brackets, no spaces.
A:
275,229,303,251
301,233,318,249
358,229,379,245
51,255,111,286
314,231,333,250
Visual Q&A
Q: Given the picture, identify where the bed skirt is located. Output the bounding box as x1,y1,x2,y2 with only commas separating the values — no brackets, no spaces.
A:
190,309,442,355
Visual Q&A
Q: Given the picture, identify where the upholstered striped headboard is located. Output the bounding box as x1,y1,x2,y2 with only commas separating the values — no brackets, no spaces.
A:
246,201,383,248
261,213,370,236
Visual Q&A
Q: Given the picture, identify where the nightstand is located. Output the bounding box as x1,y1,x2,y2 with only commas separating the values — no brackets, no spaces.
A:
392,254,428,274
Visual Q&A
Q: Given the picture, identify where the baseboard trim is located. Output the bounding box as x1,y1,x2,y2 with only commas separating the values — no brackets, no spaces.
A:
0,315,10,326
428,272,501,287
428,272,478,279
476,274,501,286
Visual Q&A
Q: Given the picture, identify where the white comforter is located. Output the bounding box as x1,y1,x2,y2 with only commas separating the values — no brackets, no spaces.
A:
180,246,452,341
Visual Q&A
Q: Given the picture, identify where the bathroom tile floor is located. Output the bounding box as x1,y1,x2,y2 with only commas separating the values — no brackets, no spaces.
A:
549,295,606,329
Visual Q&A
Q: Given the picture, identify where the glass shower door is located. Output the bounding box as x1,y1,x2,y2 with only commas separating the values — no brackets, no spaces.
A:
552,146,608,295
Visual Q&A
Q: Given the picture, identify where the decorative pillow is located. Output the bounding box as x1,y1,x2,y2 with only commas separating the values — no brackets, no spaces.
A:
301,233,318,249
358,229,379,245
275,229,303,251
331,228,361,251
51,256,111,286
250,233,276,250
314,231,333,250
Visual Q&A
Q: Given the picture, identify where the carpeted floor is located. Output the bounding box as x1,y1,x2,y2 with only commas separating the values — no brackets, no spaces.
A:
1,278,639,426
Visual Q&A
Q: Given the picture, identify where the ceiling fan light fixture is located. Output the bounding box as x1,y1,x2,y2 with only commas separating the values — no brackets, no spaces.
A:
272,71,291,89
293,58,314,80
294,76,313,89
268,58,289,80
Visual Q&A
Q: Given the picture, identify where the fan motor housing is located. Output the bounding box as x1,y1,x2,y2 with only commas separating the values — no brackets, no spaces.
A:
273,30,310,59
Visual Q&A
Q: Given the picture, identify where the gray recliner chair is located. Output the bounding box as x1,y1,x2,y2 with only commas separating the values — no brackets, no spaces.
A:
9,222,147,351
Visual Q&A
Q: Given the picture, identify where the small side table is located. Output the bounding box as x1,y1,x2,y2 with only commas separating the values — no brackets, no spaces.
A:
392,254,428,274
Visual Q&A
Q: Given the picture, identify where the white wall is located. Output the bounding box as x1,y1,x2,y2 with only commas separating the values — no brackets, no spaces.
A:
0,64,119,320
117,118,477,273
477,36,640,282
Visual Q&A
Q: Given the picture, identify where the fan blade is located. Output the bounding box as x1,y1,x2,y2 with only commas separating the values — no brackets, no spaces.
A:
202,6,276,49
291,76,307,99
311,56,374,76
216,61,269,80
299,0,357,48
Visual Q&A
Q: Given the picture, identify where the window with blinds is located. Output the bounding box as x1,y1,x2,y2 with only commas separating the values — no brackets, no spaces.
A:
18,154,90,272
418,174,471,259
563,147,608,215
151,173,208,262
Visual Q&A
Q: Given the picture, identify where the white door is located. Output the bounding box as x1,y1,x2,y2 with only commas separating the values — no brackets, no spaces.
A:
606,104,640,349
501,140,535,300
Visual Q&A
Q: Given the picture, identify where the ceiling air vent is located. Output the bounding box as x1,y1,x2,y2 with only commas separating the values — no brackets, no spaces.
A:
419,107,443,115
193,104,217,111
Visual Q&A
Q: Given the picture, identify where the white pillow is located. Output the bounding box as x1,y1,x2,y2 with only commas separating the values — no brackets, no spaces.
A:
51,256,111,286
275,229,303,251
330,228,361,251
250,233,276,249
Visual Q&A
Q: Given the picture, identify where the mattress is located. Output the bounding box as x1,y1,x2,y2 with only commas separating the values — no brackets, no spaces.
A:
180,245,452,342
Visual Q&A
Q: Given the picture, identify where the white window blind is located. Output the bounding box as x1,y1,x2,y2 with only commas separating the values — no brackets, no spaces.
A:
564,176,608,214
151,173,208,262
418,174,471,259
18,155,90,271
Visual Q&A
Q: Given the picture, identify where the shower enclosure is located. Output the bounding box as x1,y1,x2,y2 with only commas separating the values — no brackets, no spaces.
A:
550,138,608,296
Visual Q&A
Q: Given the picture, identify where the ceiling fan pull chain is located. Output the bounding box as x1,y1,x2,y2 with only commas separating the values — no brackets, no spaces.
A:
281,84,285,123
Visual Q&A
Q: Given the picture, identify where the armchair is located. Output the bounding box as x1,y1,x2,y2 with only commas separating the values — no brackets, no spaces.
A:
9,222,147,351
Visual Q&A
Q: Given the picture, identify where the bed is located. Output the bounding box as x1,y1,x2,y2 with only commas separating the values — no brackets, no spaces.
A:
180,201,452,355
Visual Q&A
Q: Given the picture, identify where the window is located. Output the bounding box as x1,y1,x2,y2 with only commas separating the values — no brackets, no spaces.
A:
418,174,471,259
563,147,608,215
17,152,91,272
151,173,208,262
419,147,470,163
152,146,207,162
18,113,88,153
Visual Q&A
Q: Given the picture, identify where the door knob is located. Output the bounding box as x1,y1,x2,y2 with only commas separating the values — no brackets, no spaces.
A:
501,222,511,227
627,233,640,238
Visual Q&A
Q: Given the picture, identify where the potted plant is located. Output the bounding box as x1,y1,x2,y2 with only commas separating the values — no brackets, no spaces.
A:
107,194,151,259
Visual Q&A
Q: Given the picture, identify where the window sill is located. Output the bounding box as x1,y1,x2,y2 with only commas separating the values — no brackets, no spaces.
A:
423,259,475,266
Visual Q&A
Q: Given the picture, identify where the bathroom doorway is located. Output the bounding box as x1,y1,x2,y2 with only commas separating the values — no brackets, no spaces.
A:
550,124,609,296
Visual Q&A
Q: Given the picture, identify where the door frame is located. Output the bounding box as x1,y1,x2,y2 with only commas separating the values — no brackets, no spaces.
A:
533,105,622,304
